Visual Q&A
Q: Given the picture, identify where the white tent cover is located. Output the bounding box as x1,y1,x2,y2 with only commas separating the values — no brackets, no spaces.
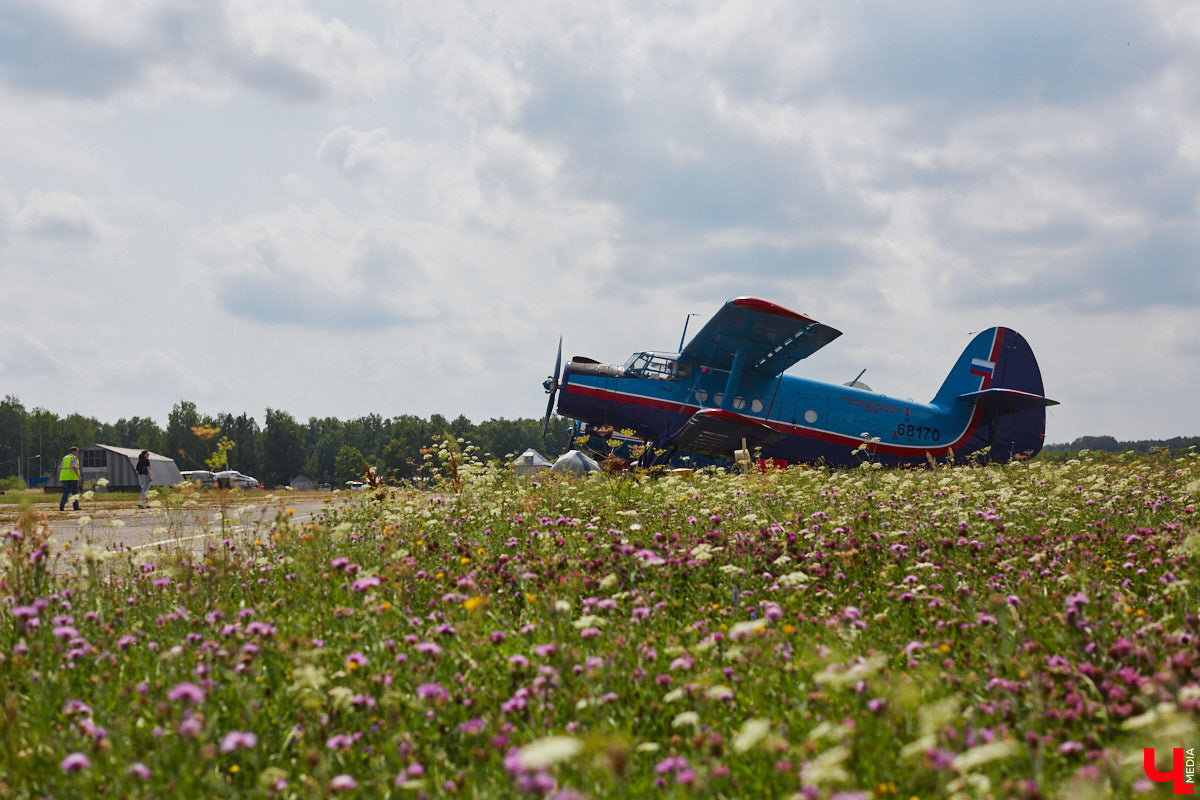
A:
513,448,553,468
551,450,602,474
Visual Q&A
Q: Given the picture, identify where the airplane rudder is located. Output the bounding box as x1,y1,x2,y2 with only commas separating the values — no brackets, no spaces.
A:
992,327,1047,396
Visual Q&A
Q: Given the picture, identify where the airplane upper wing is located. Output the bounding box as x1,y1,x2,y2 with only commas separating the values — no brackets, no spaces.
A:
679,297,842,378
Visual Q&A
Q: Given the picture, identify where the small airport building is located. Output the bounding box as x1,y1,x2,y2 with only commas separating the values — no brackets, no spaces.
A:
46,444,184,492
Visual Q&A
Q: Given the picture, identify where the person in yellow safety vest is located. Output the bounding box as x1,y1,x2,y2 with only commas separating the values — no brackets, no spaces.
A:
59,446,82,512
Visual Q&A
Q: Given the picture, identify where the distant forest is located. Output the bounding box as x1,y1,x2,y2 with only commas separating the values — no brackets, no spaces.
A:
0,396,574,489
1042,435,1200,455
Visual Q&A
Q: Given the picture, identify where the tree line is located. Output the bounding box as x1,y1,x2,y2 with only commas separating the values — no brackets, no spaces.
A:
1041,434,1200,455
0,396,574,489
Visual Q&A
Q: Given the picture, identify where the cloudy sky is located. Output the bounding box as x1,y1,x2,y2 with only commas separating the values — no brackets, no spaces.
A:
2,0,1198,444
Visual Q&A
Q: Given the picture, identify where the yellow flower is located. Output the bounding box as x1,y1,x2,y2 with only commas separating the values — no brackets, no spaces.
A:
463,596,486,612
460,556,471,565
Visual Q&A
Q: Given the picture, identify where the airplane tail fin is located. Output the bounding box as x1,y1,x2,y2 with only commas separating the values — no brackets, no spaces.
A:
932,328,1057,461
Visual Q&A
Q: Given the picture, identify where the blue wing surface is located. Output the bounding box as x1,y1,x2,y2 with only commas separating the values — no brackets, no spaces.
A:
679,297,842,379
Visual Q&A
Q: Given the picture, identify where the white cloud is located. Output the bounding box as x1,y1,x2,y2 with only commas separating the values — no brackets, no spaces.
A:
189,200,440,330
1,0,1198,442
220,0,394,102
0,322,64,379
13,189,104,241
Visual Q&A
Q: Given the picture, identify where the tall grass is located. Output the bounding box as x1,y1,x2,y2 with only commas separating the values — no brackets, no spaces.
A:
2,445,1197,798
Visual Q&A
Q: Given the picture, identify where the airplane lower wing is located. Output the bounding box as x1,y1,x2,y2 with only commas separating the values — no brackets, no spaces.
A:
666,408,786,456
957,388,1059,410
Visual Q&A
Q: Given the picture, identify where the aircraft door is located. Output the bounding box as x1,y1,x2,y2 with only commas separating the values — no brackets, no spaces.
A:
791,392,829,431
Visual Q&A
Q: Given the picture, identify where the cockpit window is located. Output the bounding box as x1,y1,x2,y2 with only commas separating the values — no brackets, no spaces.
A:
623,352,690,381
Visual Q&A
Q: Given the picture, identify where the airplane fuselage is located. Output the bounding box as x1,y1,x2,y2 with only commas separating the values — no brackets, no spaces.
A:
557,328,1044,466
546,299,1053,468
560,366,974,467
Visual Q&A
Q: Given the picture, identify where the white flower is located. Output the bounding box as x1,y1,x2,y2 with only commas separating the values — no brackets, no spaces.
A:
672,711,700,729
950,739,1020,772
778,570,811,587
732,718,771,753
705,685,734,701
515,736,583,770
801,745,850,785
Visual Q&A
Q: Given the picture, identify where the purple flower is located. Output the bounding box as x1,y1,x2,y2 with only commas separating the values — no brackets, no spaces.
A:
416,682,449,702
345,652,368,668
352,575,381,592
167,681,205,705
327,733,355,750
220,731,258,752
459,717,486,735
60,752,90,772
127,761,151,779
656,755,689,774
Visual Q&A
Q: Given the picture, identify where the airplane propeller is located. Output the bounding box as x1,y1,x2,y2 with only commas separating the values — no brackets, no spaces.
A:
541,335,563,439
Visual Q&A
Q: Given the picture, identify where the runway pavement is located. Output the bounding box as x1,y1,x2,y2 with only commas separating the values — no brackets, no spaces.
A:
3,491,354,572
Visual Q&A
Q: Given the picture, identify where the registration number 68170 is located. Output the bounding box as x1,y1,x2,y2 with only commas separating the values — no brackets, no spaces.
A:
895,423,940,442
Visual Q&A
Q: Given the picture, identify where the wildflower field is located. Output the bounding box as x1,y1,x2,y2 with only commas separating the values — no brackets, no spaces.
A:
2,447,1198,799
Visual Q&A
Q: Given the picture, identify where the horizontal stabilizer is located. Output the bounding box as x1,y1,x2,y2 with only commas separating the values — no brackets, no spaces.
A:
958,388,1059,410
668,408,785,456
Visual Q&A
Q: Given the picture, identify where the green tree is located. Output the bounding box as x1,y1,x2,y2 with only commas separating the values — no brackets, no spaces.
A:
0,396,26,480
221,413,261,476
334,445,366,486
166,401,206,468
261,408,305,488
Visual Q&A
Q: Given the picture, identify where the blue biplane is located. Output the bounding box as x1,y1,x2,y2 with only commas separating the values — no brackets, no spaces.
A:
542,297,1057,468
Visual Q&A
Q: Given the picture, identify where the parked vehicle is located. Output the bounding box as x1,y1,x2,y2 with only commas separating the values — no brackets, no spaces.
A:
181,470,215,487
212,470,260,489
